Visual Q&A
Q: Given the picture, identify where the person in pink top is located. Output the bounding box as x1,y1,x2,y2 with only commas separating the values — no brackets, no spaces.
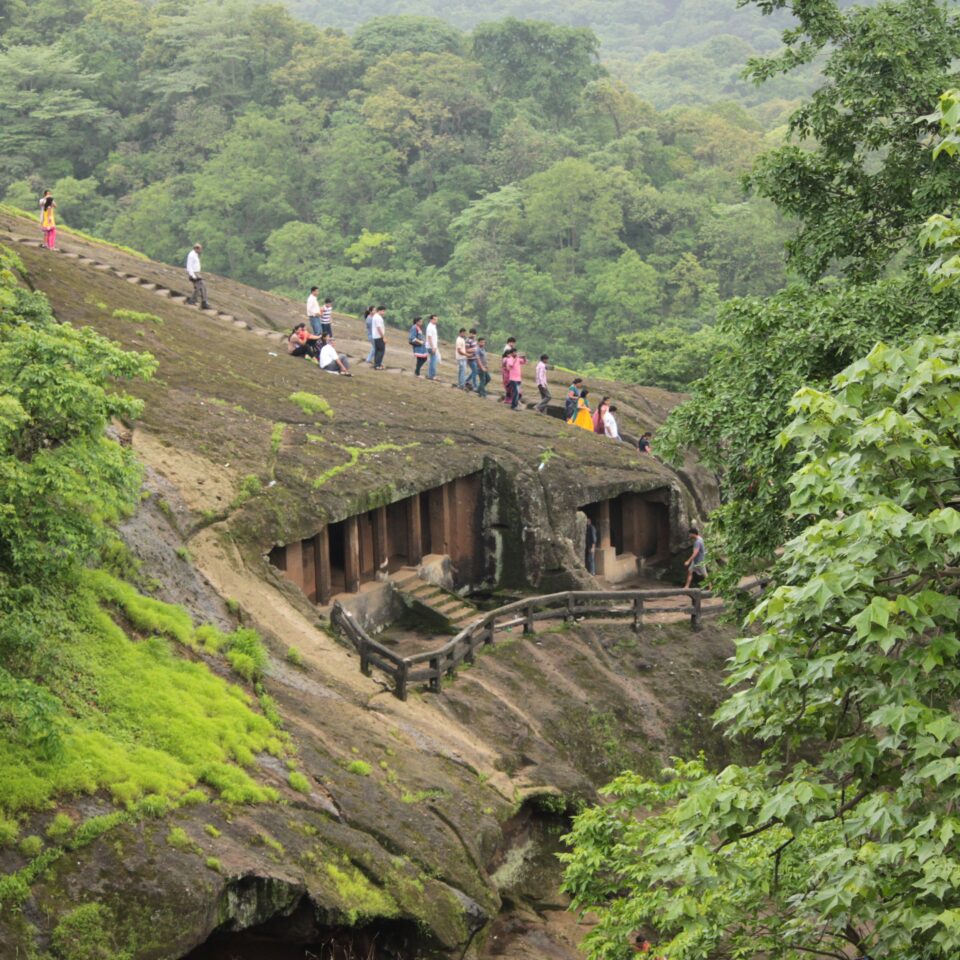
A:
504,348,527,410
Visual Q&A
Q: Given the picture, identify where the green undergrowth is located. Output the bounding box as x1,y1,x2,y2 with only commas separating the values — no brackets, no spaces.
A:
0,569,289,820
313,441,420,489
111,309,163,325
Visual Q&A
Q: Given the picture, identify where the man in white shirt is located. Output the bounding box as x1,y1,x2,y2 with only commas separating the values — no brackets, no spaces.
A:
603,404,621,441
371,306,386,369
319,337,351,375
425,314,440,380
185,243,209,309
306,286,322,336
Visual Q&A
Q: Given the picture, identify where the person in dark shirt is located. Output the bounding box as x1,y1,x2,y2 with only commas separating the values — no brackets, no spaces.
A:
638,432,653,455
585,518,599,575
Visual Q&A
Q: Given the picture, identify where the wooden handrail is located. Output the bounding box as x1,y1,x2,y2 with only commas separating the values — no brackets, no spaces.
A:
331,584,757,701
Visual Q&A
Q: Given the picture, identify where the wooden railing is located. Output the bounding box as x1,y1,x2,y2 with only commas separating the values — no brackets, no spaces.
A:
331,587,721,701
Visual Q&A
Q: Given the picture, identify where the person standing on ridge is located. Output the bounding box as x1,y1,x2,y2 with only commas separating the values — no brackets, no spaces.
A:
40,194,57,250
593,396,610,433
409,316,428,377
371,305,387,369
185,243,209,309
475,337,490,397
464,328,479,391
585,517,599,575
425,314,440,381
504,348,527,410
455,328,468,389
306,287,322,336
534,354,551,413
319,298,334,338
684,527,707,588
501,337,517,402
565,378,583,421
363,306,375,363
569,387,593,430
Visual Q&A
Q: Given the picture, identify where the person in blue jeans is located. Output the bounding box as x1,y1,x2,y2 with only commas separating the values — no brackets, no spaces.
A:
465,328,480,391
426,315,440,380
363,306,375,363
475,337,491,397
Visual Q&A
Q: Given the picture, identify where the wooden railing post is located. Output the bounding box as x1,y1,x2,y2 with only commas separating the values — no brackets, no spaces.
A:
429,656,441,693
359,635,371,676
691,591,702,631
395,661,409,701
523,601,534,635
632,597,643,633
485,616,496,645
565,594,574,622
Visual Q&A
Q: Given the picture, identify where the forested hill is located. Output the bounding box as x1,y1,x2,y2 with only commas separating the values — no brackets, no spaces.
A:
285,0,821,111
0,0,792,382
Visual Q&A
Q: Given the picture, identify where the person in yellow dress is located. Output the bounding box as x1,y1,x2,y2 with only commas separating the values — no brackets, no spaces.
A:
568,387,594,430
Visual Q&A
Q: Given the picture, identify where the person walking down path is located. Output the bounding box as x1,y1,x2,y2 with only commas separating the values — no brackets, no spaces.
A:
504,348,527,410
569,387,594,430
684,527,707,588
40,195,57,250
363,306,376,363
185,244,209,309
318,337,352,375
426,314,440,381
534,355,551,413
371,306,387,369
475,337,491,397
287,322,321,359
593,396,610,434
564,378,583,421
307,287,323,336
319,298,334,338
409,317,428,377
603,404,621,441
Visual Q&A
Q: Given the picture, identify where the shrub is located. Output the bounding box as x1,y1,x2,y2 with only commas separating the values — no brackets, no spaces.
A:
45,812,75,841
111,309,163,325
346,760,372,777
203,824,221,838
0,817,19,847
166,827,193,851
288,392,333,418
18,834,42,857
285,646,305,667
289,771,311,793
205,856,222,873
50,903,132,960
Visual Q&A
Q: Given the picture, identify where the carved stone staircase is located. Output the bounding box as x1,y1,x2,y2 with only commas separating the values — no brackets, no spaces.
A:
391,570,479,631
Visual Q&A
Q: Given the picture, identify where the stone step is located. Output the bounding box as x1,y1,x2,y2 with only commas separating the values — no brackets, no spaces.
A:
153,288,173,297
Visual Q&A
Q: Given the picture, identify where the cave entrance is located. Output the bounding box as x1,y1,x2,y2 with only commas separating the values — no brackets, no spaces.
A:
181,898,430,959
581,489,672,583
267,472,485,605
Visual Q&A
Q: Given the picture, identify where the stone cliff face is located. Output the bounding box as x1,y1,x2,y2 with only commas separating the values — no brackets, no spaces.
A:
0,215,731,959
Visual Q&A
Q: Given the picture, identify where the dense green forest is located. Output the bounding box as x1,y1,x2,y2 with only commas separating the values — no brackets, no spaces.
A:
0,0,795,374
285,0,823,113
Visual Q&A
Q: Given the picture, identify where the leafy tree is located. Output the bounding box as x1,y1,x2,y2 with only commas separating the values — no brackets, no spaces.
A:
563,331,960,960
0,44,114,191
746,0,960,280
471,18,602,122
599,320,724,392
351,14,464,57
588,250,661,345
658,276,960,588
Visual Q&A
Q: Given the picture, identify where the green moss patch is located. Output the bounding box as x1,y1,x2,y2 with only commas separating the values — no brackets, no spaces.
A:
288,392,333,419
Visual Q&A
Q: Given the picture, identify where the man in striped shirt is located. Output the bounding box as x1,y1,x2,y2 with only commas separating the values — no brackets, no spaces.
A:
319,298,334,338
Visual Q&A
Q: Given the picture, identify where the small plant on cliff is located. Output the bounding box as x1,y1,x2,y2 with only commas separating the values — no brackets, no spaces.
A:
345,760,372,777
50,903,133,960
288,391,333,419
111,308,163,325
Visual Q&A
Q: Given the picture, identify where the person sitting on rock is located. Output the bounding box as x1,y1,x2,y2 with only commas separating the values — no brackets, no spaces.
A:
287,322,321,360
318,336,351,375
